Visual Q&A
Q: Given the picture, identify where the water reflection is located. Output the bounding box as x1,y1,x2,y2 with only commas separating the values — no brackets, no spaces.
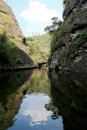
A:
0,70,32,130
0,69,87,130
8,92,63,129
49,70,87,130
8,70,63,130
27,70,51,95
22,94,52,126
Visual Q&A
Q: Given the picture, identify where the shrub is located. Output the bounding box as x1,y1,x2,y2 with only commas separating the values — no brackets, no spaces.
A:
51,13,74,49
0,32,18,65
69,31,87,54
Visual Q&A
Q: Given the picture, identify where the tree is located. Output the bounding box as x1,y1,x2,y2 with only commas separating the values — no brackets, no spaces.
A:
44,17,62,33
23,37,27,45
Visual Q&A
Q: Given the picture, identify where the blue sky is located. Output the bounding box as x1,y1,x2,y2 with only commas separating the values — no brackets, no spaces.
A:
4,0,63,36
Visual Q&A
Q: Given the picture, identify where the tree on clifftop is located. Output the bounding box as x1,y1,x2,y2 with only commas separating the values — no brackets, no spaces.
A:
44,17,62,33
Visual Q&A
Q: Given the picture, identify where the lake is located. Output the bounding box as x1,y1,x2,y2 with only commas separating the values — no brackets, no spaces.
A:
0,69,87,130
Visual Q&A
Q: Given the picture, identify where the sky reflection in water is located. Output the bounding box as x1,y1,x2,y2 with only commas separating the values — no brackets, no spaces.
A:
8,93,63,130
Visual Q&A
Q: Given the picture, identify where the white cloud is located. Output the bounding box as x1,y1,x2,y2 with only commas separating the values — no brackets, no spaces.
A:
20,0,62,35
23,108,52,126
22,94,52,126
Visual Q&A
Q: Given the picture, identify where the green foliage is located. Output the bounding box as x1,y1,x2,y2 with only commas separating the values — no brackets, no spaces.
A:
15,57,22,64
0,31,7,43
28,70,51,96
0,24,6,34
0,32,20,65
51,14,74,49
44,17,62,33
51,21,69,48
69,31,87,54
57,52,63,61
27,33,51,63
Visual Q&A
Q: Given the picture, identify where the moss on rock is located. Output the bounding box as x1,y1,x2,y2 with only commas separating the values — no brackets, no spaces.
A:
69,31,87,54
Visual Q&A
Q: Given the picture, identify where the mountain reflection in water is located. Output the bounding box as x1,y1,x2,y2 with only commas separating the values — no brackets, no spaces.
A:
0,69,87,130
8,70,63,130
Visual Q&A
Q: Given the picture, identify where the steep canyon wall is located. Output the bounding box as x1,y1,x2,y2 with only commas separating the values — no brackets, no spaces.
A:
49,0,87,72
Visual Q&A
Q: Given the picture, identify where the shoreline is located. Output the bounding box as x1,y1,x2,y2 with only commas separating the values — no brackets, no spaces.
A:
0,65,38,72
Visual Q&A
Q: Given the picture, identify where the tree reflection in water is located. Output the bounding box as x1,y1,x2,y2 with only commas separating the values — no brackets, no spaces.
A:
45,101,59,120
0,70,32,130
0,69,87,130
48,69,87,130
7,69,63,130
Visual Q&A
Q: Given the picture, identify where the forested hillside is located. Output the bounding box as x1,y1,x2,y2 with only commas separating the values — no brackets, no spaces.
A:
27,33,51,63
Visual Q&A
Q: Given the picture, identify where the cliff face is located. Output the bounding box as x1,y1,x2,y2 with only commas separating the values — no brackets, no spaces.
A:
0,0,23,41
49,0,87,72
63,0,87,19
0,0,33,65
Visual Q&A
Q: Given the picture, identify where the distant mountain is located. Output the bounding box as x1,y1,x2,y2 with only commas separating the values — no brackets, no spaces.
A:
27,33,51,63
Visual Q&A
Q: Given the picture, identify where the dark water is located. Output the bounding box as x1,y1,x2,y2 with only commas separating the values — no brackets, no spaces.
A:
0,69,87,130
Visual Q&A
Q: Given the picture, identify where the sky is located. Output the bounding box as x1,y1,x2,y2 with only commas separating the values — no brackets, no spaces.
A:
4,0,63,36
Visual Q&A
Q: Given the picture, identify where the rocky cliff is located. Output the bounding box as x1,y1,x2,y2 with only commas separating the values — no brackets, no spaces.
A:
49,0,87,72
0,0,23,42
0,0,33,65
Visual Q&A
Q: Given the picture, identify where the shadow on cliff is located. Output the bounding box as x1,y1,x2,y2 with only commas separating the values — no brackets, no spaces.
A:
48,70,87,130
16,46,33,65
0,33,33,65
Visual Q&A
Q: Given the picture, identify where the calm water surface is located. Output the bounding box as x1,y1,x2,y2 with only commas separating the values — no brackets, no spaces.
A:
7,70,63,130
8,94,63,130
0,69,87,130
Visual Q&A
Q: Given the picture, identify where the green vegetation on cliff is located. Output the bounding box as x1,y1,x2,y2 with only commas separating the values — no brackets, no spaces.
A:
69,31,87,54
51,14,73,49
27,33,51,63
0,12,15,25
0,0,34,66
49,1,87,72
0,32,22,65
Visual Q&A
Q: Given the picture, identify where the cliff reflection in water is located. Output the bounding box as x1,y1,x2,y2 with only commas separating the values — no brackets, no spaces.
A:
0,69,87,130
49,70,87,130
0,70,32,130
7,70,63,130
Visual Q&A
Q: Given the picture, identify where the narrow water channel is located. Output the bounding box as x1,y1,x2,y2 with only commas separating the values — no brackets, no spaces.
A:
0,69,87,130
7,70,63,130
